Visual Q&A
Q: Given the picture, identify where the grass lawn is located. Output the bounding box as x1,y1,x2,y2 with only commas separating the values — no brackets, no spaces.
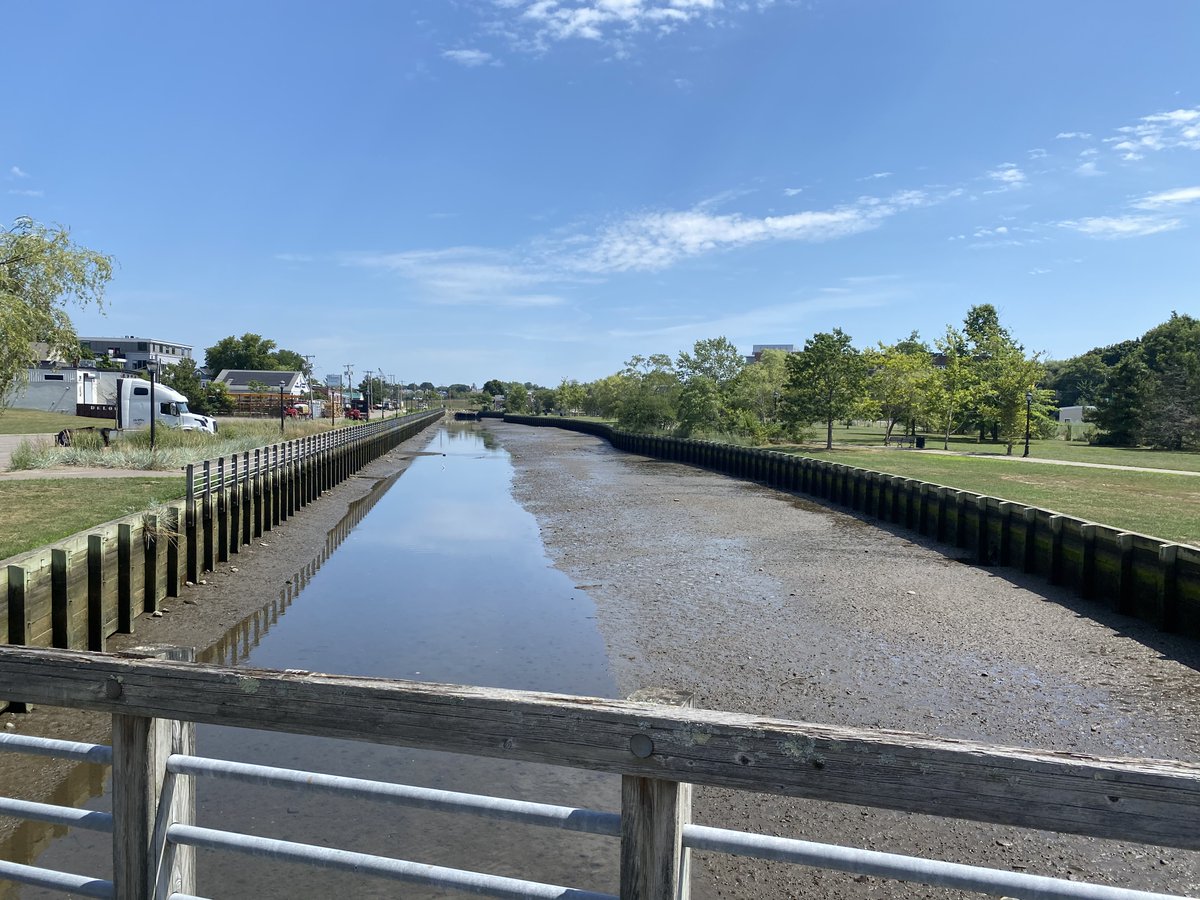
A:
0,408,115,434
804,424,1200,473
780,447,1200,547
0,477,186,561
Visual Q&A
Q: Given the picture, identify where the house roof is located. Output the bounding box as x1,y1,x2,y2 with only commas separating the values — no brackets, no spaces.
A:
214,370,305,392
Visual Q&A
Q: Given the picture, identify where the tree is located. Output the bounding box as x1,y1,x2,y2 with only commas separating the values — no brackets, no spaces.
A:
617,354,680,432
784,329,866,449
274,349,312,377
584,374,628,419
1,218,113,408
1092,353,1152,446
482,379,507,396
205,333,279,372
726,348,790,440
676,375,722,437
557,378,586,415
505,382,530,413
864,338,935,442
676,337,744,387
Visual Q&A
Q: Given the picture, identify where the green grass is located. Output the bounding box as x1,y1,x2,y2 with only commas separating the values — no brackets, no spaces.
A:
780,446,1200,547
0,408,115,434
0,477,186,561
801,424,1200,473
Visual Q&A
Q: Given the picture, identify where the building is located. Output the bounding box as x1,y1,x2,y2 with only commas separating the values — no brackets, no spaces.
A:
213,370,309,397
5,368,120,416
78,336,196,373
745,344,796,363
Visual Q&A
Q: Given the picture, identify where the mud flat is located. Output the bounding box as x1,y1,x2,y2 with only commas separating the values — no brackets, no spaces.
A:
491,419,1200,900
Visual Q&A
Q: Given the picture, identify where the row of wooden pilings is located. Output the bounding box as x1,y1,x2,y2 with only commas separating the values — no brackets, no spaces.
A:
0,411,445,675
504,415,1200,640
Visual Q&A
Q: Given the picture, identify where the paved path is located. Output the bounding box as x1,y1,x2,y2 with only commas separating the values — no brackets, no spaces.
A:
850,444,1200,476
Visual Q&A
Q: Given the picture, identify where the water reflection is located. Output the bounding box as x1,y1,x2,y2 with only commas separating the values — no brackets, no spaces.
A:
17,424,620,899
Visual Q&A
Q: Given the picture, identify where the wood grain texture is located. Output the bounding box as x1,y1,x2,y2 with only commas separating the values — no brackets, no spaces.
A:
0,646,1198,851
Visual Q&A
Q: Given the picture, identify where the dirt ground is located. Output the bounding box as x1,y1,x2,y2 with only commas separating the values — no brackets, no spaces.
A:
3,419,1200,898
489,420,1200,899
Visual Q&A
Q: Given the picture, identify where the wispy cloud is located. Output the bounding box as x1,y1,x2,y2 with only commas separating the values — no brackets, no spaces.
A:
341,247,564,307
1027,148,1047,159
1058,215,1182,239
1055,131,1092,140
859,171,892,181
985,163,1026,191
782,187,804,197
9,166,29,179
7,189,43,197
1105,106,1200,160
487,0,775,52
274,253,314,263
442,48,497,67
1073,161,1102,177
568,190,935,274
1133,186,1200,210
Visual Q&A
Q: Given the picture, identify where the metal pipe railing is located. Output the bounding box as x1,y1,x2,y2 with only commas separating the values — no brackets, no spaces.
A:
683,825,1191,900
0,732,112,764
167,754,621,836
167,824,616,900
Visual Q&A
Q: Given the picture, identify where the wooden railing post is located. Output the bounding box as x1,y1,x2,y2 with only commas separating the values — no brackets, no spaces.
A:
621,688,694,900
111,645,196,900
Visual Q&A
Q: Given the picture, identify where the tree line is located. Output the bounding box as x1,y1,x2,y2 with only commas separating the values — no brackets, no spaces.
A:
496,307,1199,453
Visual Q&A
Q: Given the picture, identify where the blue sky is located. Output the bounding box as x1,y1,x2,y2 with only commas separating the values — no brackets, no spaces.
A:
5,1,1198,388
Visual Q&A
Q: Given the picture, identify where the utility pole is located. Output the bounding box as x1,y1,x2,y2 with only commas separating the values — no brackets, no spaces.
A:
344,364,353,420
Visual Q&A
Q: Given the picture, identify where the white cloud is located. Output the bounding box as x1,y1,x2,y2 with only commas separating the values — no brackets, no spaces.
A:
342,247,564,307
782,187,804,197
443,49,497,67
7,189,43,197
859,171,892,181
1027,148,1047,159
1074,161,1102,177
570,190,934,274
9,166,29,178
1104,106,1200,160
1058,215,1182,239
488,0,773,51
1055,132,1092,140
1133,186,1200,210
1029,267,1051,275
985,163,1025,190
274,253,314,263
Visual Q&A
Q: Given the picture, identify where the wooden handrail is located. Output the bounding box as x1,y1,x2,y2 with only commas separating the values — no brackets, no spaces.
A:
1,645,1197,851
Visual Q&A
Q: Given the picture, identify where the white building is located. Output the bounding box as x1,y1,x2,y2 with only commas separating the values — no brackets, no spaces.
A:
77,335,196,373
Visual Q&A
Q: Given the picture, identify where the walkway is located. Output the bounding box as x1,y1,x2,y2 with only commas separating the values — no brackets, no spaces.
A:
854,444,1200,476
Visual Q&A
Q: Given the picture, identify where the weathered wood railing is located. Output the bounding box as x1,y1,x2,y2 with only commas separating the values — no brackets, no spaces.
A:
0,410,444,671
503,416,1200,639
0,646,1198,898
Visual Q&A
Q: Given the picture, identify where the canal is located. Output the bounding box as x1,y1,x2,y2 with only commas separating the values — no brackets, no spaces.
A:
17,422,623,898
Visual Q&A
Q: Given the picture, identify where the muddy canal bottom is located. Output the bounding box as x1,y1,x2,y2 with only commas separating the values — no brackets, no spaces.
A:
23,423,620,898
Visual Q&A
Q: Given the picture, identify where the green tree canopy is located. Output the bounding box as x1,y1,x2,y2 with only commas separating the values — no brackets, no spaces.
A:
504,382,530,413
205,333,279,372
784,329,866,449
676,336,744,387
0,218,114,408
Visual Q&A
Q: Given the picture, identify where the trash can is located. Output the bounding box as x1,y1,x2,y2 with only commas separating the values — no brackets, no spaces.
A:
915,435,926,450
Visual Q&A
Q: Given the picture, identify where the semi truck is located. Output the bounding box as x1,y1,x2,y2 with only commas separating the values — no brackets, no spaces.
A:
116,377,218,434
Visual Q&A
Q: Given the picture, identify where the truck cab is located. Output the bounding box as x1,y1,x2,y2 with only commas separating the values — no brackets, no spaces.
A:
117,378,218,433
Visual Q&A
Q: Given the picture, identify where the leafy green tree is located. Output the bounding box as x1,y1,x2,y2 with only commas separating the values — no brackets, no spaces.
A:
505,382,530,413
784,329,866,449
617,354,680,432
205,333,279,372
273,349,311,377
1091,353,1152,446
676,375,722,437
931,326,969,449
676,337,744,387
584,374,628,419
0,218,114,409
203,380,234,415
725,348,790,440
557,378,586,415
482,379,506,396
1044,352,1108,407
864,338,935,442
533,387,558,414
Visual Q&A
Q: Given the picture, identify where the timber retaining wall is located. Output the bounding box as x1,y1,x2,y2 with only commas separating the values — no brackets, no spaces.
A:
0,410,445,673
503,415,1200,640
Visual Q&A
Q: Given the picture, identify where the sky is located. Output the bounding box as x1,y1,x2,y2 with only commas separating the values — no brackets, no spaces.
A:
4,1,1199,389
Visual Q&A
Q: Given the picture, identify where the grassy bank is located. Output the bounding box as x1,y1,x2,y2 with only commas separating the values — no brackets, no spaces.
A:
0,477,185,561
781,447,1200,547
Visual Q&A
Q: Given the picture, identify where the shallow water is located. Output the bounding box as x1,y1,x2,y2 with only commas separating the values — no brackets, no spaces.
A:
18,423,622,898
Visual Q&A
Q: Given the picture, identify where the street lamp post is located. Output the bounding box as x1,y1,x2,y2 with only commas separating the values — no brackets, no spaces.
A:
279,381,287,434
146,359,159,451
1023,390,1033,458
